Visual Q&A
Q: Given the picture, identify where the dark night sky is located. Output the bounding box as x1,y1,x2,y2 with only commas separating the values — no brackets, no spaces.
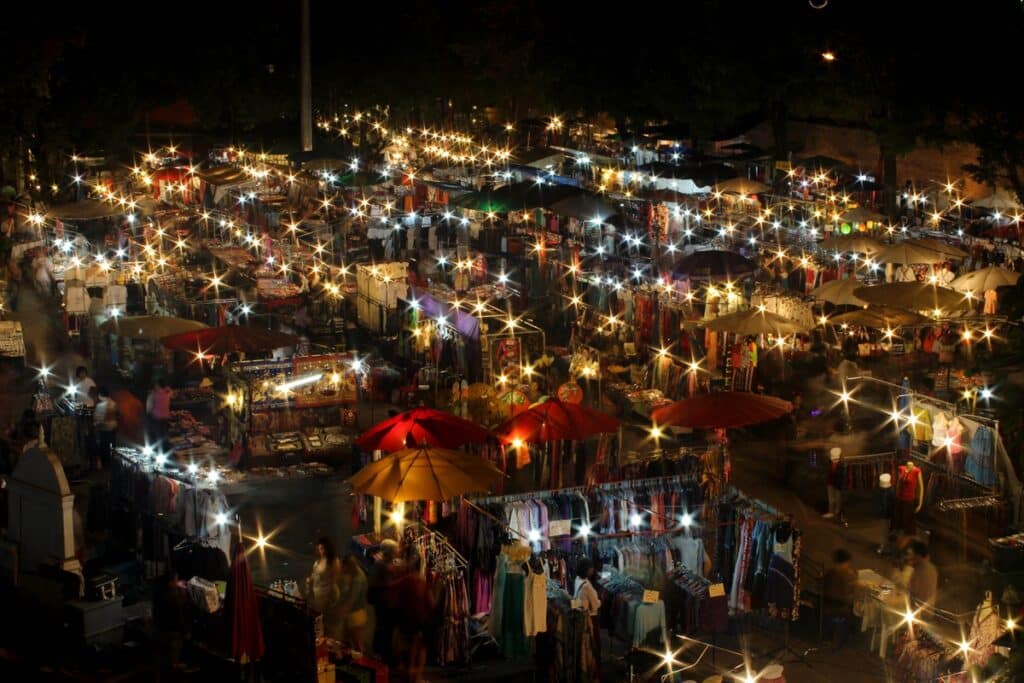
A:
2,1,1024,153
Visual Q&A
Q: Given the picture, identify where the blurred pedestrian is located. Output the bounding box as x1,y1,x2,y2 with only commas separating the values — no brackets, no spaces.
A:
93,386,118,470
368,539,402,660
823,548,857,650
146,378,172,446
338,555,368,651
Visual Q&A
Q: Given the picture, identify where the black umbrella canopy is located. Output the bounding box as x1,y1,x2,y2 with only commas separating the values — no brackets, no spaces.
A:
672,250,756,280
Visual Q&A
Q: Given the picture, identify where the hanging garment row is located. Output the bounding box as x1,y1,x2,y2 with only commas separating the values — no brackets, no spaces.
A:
595,569,669,649
713,491,802,622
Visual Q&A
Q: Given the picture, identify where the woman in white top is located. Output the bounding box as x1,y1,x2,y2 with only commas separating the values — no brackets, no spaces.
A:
574,559,602,681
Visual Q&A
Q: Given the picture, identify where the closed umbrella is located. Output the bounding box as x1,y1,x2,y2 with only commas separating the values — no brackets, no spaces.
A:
673,250,755,280
905,238,968,259
826,306,932,329
355,407,492,452
160,325,298,355
226,540,264,664
494,397,620,444
950,265,1021,293
349,446,503,502
809,278,867,306
651,392,793,430
853,283,972,312
703,308,808,335
99,315,208,341
876,242,946,265
715,178,770,195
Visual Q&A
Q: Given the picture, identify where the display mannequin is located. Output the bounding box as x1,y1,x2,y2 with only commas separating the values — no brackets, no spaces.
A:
894,461,923,534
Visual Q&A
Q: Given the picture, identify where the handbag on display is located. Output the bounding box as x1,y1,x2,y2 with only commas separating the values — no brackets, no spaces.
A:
186,576,220,613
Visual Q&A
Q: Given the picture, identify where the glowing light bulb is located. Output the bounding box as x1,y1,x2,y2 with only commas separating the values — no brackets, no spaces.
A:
681,512,693,528
154,453,168,468
255,535,267,549
650,425,662,440
578,523,591,538
630,513,643,528
215,512,228,526
187,463,199,475
527,529,542,543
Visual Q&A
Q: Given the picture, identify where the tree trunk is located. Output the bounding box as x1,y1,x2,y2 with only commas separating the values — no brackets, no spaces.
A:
881,145,899,218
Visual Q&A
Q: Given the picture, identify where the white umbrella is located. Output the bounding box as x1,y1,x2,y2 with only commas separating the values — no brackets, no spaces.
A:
972,189,1022,211
876,242,946,265
839,206,887,224
950,266,1021,293
810,278,867,306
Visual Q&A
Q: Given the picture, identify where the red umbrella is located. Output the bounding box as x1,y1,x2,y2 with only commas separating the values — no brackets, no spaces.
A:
226,540,264,663
495,398,620,444
355,407,492,452
651,392,793,430
160,325,298,355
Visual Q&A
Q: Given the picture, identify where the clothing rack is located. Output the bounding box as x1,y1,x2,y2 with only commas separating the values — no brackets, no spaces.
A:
468,473,698,506
936,496,1002,512
405,522,469,571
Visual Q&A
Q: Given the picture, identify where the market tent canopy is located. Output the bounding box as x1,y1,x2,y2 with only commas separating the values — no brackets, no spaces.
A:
160,325,298,355
355,407,492,452
715,177,770,195
194,165,251,185
46,199,123,221
408,287,480,340
839,206,887,224
643,179,711,195
809,278,867,306
672,250,755,280
853,283,973,313
703,308,809,335
652,391,793,429
348,446,503,502
950,265,1022,293
547,194,619,220
819,234,883,254
825,305,932,329
450,182,583,213
99,315,208,341
971,189,1022,211
796,155,849,172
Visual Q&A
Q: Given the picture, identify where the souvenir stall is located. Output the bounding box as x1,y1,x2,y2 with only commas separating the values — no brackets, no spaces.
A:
225,355,359,467
355,261,407,335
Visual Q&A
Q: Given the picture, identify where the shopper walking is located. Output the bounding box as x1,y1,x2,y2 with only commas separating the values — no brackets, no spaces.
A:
93,386,118,470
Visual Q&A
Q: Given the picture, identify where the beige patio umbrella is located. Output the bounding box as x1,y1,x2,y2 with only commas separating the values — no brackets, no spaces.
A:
950,265,1021,293
876,242,946,265
819,234,883,254
703,308,808,335
905,237,968,259
826,305,932,329
716,178,770,195
853,283,973,313
809,278,867,306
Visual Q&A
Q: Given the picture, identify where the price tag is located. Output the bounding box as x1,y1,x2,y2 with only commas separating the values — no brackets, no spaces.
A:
549,519,572,537
642,590,660,604
708,583,726,598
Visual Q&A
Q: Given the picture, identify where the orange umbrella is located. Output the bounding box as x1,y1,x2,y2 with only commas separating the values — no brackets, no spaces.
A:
355,407,492,452
651,392,793,429
494,397,620,443
348,446,504,502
